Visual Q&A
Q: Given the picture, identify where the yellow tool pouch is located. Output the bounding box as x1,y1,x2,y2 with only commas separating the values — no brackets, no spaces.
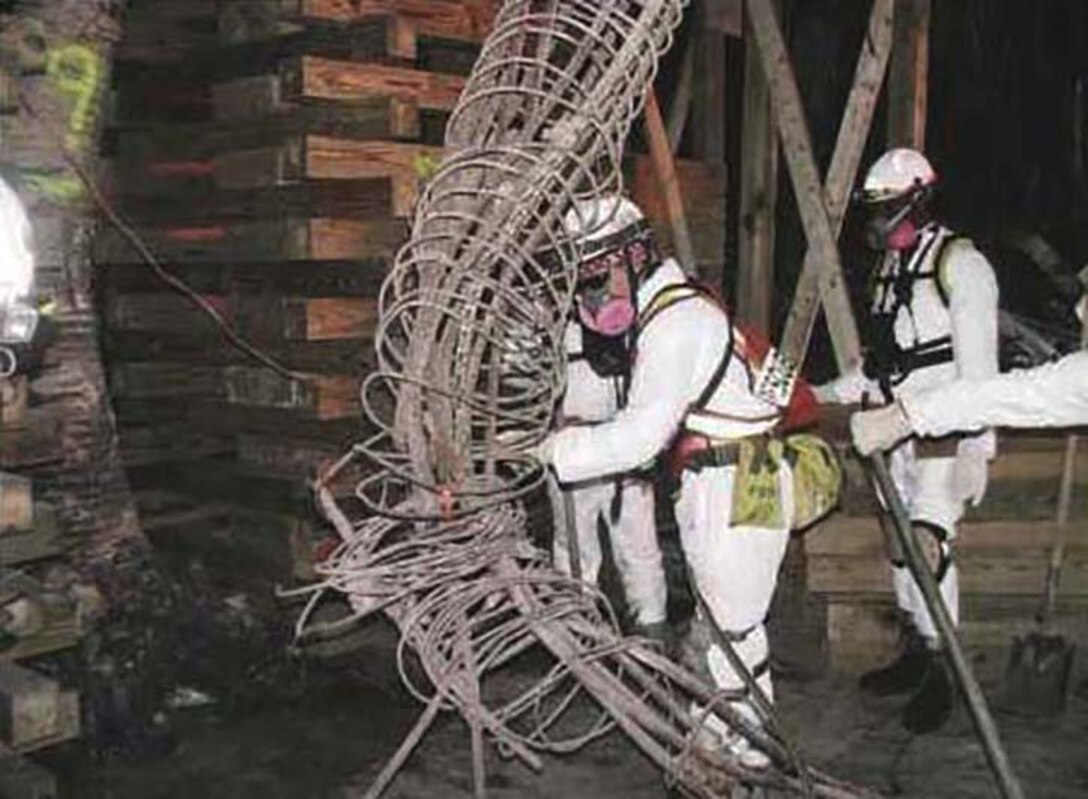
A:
784,433,843,531
730,433,842,530
730,437,787,529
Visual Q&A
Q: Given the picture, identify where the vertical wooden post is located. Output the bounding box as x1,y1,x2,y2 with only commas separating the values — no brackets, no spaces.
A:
690,1,737,293
644,91,698,274
779,0,895,372
693,34,727,164
746,0,863,372
736,0,778,334
666,40,695,152
888,0,931,149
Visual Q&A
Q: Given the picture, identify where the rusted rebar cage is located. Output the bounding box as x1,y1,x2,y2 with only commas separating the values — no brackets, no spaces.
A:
300,3,879,797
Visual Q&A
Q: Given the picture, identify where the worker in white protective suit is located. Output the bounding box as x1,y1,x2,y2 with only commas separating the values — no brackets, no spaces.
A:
851,349,1088,451
812,148,999,734
0,176,38,377
547,319,668,639
0,177,33,309
534,196,791,769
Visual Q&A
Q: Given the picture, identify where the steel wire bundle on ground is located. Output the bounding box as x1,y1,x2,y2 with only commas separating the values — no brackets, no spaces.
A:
293,2,879,797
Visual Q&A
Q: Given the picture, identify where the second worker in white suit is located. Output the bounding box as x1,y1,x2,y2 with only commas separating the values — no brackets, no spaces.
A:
851,350,1088,451
814,148,999,733
548,319,667,640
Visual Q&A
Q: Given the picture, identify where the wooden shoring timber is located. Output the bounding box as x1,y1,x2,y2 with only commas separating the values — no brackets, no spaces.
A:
128,460,313,519
102,331,374,377
105,175,403,224
219,0,500,44
753,0,895,374
212,57,466,121
736,0,779,334
0,377,27,428
115,14,417,85
665,36,694,152
642,91,697,273
746,0,879,373
103,291,229,337
887,0,930,150
116,425,234,469
93,217,407,264
0,410,65,471
110,364,358,419
809,549,1088,597
113,397,365,448
0,663,80,752
113,97,420,160
234,296,380,341
809,516,1088,559
109,363,226,401
105,292,378,342
0,473,34,533
223,366,358,419
629,155,726,281
97,259,389,299
690,6,727,164
212,136,439,184
0,505,65,569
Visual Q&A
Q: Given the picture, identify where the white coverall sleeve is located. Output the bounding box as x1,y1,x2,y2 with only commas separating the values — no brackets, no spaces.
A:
945,244,1000,457
946,245,1000,383
549,307,713,484
902,351,1088,435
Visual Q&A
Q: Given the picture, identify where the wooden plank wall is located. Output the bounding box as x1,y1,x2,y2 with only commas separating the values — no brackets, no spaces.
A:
807,409,1088,679
98,0,728,584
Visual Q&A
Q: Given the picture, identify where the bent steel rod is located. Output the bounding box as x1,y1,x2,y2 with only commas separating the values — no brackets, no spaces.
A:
868,453,1025,799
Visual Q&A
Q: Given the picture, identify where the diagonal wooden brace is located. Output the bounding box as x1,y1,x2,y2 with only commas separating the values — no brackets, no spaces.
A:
777,0,896,375
746,0,895,374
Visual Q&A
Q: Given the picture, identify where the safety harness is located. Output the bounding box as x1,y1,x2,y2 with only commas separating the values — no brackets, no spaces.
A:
639,280,740,407
640,282,771,474
864,227,966,402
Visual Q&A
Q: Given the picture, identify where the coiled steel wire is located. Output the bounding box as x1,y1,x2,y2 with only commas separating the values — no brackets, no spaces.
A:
294,3,880,797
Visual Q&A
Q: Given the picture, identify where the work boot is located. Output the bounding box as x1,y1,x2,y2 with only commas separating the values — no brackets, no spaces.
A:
859,626,931,697
902,649,955,734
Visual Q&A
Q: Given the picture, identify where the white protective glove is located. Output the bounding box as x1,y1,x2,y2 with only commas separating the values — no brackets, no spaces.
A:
849,402,913,456
954,432,994,507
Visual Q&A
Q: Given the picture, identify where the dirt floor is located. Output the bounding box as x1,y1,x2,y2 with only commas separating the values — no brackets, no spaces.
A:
41,627,1088,799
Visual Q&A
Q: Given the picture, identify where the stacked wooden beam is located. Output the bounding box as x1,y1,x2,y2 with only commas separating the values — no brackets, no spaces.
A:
96,0,496,582
0,381,82,782
807,415,1088,679
99,0,727,584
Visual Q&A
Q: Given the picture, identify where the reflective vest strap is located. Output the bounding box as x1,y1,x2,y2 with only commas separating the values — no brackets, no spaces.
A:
638,284,708,332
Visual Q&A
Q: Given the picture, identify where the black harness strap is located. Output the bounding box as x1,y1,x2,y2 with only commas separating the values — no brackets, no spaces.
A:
638,282,737,415
865,229,964,399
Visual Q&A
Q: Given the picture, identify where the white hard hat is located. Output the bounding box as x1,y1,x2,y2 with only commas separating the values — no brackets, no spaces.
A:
860,148,937,204
0,177,34,306
562,195,646,257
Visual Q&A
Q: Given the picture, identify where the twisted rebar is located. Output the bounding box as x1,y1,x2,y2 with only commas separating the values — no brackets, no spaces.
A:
296,3,881,797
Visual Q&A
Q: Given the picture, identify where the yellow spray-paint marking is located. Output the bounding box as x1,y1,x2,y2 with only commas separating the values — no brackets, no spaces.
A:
22,169,83,203
45,44,104,151
413,153,442,182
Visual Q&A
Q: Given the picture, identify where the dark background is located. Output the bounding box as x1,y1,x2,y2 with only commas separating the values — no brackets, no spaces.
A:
661,0,1088,380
